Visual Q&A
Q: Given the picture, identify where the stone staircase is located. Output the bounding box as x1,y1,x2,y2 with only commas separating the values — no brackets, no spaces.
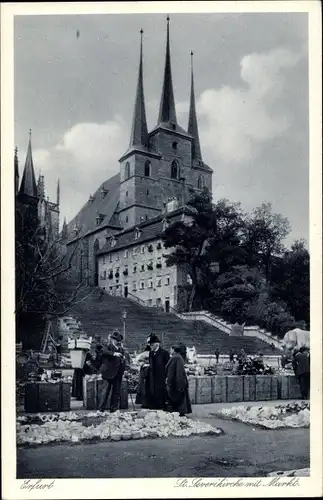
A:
56,287,281,355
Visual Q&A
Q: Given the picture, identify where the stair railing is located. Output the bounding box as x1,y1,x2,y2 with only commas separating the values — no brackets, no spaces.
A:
127,292,146,307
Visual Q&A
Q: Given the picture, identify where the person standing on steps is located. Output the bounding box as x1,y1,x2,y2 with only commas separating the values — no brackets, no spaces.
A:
166,345,192,417
214,347,220,363
98,331,127,412
147,334,170,410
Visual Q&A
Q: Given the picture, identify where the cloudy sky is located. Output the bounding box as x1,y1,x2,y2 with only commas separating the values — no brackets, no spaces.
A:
14,12,308,246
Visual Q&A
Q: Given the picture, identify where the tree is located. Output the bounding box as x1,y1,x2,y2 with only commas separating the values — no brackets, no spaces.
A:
243,203,291,282
162,189,245,311
270,239,310,325
15,215,88,349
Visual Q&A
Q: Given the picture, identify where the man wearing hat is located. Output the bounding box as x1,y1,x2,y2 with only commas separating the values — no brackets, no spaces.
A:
98,330,127,412
147,334,170,410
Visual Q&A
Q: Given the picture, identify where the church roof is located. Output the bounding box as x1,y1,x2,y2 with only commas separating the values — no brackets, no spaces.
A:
97,205,195,255
66,173,122,243
19,132,38,198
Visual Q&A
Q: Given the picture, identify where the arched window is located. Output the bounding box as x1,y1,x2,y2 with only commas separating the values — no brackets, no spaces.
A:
144,161,151,177
171,160,179,180
125,162,130,180
197,175,204,189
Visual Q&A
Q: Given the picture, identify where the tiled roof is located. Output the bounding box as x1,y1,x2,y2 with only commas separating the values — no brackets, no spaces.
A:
97,206,194,255
66,173,121,243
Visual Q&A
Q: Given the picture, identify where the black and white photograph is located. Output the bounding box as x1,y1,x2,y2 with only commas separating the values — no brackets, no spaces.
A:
1,1,322,498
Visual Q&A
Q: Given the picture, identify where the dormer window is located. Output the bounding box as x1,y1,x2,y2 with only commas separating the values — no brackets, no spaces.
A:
101,187,109,198
144,161,151,177
134,228,141,240
110,236,116,247
96,213,104,226
88,194,94,205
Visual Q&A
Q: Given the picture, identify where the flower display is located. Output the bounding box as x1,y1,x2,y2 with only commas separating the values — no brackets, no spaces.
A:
217,401,310,429
17,410,222,446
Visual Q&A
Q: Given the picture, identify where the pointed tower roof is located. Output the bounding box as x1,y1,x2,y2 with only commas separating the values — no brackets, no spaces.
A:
57,179,60,206
19,130,38,198
188,52,202,161
129,29,148,148
158,16,177,126
14,147,19,193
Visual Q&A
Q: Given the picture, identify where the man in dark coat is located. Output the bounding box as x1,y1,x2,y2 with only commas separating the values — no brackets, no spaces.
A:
98,331,128,412
294,346,310,399
166,345,192,416
147,334,169,410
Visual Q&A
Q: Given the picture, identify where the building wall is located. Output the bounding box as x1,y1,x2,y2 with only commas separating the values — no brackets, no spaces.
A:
97,238,182,309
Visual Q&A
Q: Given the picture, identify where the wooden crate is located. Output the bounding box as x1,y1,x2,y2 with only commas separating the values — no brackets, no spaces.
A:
24,382,71,413
195,376,212,404
188,376,197,404
243,375,256,402
255,375,272,401
226,376,243,403
212,376,227,403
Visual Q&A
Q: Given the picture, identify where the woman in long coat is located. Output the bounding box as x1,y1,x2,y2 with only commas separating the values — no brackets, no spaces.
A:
135,345,151,408
165,345,192,417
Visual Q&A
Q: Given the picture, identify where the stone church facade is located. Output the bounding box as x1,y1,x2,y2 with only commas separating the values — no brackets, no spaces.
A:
64,19,213,310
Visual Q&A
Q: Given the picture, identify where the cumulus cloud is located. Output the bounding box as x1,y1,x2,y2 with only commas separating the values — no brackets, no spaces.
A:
198,47,301,163
20,118,127,225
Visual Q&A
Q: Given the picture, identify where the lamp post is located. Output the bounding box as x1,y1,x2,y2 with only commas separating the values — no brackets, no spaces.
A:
122,309,127,344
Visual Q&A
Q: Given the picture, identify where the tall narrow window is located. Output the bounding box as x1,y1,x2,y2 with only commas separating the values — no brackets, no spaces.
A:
144,161,151,177
125,162,130,180
197,175,204,189
171,160,178,180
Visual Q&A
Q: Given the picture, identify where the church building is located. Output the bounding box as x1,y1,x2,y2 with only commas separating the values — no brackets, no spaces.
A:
64,18,213,310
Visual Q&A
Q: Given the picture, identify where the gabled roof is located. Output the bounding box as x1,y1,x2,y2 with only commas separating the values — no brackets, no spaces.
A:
97,205,195,255
66,173,122,243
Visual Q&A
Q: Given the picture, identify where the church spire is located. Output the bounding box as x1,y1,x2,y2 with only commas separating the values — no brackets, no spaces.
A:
19,129,38,198
14,146,19,194
129,29,148,148
188,52,202,161
57,179,60,206
158,16,177,125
